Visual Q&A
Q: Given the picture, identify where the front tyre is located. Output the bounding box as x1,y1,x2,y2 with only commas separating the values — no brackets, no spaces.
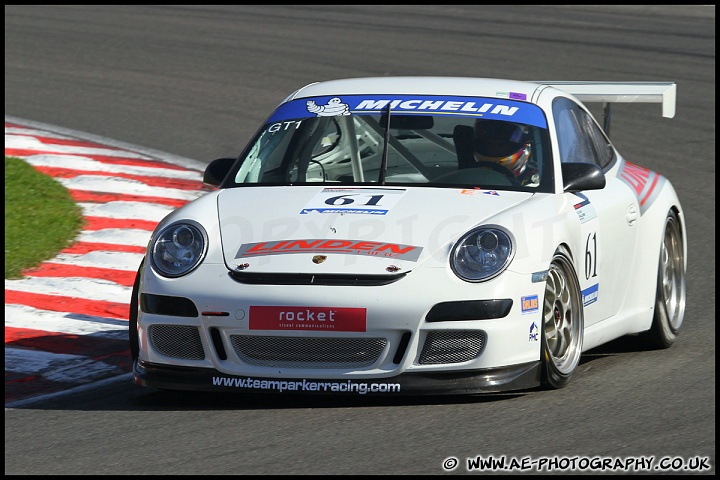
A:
541,247,584,389
641,210,686,349
129,259,144,361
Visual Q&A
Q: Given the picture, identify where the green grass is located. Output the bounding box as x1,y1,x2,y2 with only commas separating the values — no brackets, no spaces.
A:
4,156,85,279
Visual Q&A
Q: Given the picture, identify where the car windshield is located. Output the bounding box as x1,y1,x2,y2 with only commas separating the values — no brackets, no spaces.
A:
226,94,553,192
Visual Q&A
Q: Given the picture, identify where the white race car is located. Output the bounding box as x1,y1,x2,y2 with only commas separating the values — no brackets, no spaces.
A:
130,77,686,395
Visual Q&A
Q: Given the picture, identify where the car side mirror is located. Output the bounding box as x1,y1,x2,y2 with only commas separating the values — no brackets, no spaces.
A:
203,157,236,186
561,162,606,193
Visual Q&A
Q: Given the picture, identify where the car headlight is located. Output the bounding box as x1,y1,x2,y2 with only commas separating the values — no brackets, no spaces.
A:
150,221,208,278
450,225,514,282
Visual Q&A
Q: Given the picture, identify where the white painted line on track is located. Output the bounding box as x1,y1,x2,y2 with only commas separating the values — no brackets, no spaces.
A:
5,276,132,302
5,347,90,373
5,374,133,410
79,201,176,221
5,305,128,337
5,134,161,159
36,251,145,271
75,229,154,247
6,115,210,171
5,126,79,139
19,153,206,179
56,175,203,200
44,358,123,382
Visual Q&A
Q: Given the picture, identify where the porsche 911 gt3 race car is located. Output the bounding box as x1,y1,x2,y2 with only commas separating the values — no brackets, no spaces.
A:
130,77,686,396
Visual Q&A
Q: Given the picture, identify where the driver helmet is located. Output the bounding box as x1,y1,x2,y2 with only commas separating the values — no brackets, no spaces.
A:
473,119,531,176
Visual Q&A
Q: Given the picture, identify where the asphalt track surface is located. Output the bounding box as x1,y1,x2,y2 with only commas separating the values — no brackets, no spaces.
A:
4,5,715,475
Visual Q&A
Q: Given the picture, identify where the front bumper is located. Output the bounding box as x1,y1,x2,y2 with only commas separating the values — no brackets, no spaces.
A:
133,359,542,395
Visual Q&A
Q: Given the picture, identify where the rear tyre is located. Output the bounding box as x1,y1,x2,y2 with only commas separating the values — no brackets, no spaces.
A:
640,210,686,349
129,259,144,361
540,247,584,389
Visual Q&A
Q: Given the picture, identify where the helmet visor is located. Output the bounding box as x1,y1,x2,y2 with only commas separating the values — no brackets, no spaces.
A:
473,121,527,158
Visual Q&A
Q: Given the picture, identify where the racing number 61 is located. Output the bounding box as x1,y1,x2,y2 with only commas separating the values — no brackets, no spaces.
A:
585,232,597,280
325,194,384,206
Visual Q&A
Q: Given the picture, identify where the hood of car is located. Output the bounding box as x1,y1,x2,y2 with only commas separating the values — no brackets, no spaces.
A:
217,186,532,274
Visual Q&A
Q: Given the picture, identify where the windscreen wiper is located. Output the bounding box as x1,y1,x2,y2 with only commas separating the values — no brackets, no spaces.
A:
378,104,391,185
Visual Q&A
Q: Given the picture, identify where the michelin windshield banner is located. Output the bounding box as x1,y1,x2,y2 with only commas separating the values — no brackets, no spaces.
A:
266,94,548,128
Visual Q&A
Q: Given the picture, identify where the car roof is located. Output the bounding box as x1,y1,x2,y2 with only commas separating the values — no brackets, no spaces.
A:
286,76,544,102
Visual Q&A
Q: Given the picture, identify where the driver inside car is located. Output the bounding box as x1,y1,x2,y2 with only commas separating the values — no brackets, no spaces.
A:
473,119,539,185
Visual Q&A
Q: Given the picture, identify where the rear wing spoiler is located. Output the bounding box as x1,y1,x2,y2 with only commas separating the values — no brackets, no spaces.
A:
533,81,677,136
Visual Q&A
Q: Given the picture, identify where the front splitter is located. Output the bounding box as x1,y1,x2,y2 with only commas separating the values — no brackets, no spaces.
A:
133,360,542,396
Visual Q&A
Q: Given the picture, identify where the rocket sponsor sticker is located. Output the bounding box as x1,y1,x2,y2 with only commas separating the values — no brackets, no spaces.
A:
249,306,367,332
300,187,406,215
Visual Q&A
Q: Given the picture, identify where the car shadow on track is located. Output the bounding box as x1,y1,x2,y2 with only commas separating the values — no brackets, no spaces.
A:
129,388,530,411
581,331,668,360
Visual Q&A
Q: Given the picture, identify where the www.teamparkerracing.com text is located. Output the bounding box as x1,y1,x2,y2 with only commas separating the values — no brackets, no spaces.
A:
441,455,712,473
212,376,401,394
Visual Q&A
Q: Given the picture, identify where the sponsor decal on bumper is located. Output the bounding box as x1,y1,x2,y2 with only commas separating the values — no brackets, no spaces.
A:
133,360,543,395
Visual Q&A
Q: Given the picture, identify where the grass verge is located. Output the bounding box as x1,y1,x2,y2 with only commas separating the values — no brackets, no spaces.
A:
4,156,84,279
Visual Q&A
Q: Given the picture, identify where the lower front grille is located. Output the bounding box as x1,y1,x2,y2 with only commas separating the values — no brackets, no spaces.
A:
229,335,386,369
417,330,486,365
149,325,205,360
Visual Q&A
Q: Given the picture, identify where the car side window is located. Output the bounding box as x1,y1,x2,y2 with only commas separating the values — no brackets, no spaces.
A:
584,114,615,168
553,97,615,168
